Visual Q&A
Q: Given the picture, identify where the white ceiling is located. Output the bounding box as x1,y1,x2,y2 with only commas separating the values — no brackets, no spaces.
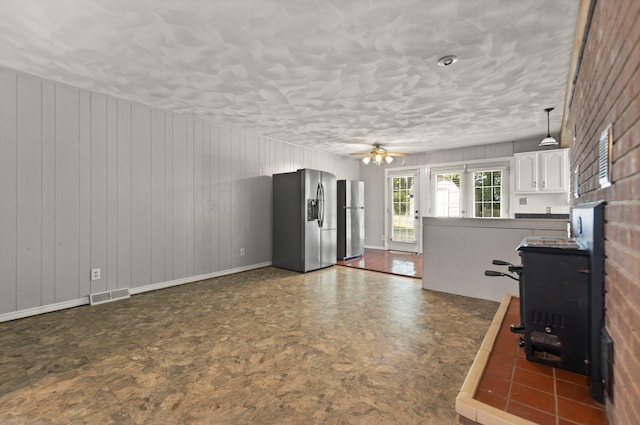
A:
0,0,579,155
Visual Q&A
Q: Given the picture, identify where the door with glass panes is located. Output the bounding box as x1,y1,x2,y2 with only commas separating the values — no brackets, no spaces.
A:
387,171,420,252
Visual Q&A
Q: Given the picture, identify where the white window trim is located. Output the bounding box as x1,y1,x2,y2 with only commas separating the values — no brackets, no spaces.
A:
424,156,515,218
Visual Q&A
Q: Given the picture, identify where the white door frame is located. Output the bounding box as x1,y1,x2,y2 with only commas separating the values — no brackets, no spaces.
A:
384,166,422,253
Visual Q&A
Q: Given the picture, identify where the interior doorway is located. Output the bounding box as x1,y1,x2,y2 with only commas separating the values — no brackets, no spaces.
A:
386,169,420,253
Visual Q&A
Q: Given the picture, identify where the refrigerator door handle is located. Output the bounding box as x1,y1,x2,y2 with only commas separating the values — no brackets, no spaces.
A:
316,183,323,228
318,182,325,228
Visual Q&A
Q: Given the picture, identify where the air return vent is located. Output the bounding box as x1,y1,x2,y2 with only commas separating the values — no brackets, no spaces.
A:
89,288,130,306
598,124,612,188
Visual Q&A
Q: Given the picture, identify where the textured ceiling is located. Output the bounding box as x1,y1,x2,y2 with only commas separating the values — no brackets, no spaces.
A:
0,0,579,155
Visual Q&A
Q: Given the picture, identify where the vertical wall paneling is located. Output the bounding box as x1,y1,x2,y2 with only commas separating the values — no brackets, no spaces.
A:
262,137,272,260
16,75,42,309
218,127,232,270
131,104,152,288
78,92,91,298
41,81,55,305
244,134,254,265
150,109,166,284
55,85,80,302
186,119,194,276
209,125,220,273
230,129,244,268
164,113,174,280
0,70,17,314
282,143,291,173
0,67,361,319
106,98,119,291
193,120,204,275
89,94,108,294
202,123,211,273
172,116,188,278
243,133,251,266
116,101,132,288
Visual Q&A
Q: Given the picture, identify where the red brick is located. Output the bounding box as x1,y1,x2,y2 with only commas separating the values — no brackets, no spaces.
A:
570,0,640,423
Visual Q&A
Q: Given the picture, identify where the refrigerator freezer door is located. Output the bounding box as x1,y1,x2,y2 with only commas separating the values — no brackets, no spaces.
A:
348,206,364,258
320,172,337,268
303,169,322,272
337,180,364,260
321,228,337,268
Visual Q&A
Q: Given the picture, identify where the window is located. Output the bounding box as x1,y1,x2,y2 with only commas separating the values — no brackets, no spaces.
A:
431,162,509,218
473,170,502,218
435,173,461,217
391,175,416,242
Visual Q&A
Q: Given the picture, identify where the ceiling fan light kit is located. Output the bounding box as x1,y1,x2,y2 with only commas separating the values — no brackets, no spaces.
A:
539,107,558,147
352,145,407,166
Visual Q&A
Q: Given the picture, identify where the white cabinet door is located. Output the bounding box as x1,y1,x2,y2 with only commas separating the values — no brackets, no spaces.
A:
514,153,537,192
539,149,568,192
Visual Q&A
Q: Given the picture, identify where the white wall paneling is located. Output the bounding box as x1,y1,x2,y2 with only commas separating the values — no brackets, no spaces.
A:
90,94,108,295
0,70,17,314
17,75,43,310
151,109,166,285
55,84,81,304
0,66,359,319
116,100,133,289
41,81,56,306
79,91,92,300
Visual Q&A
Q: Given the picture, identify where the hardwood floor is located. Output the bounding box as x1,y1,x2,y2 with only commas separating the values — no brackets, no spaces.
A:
336,248,422,279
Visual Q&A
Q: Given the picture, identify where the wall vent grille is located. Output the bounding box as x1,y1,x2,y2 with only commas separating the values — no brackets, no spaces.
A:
598,124,612,188
89,288,130,306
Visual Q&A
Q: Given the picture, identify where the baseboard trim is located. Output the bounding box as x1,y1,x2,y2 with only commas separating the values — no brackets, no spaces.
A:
129,262,272,295
0,298,89,323
0,261,272,323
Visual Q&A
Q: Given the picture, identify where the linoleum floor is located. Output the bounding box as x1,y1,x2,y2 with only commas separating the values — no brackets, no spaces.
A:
0,266,496,425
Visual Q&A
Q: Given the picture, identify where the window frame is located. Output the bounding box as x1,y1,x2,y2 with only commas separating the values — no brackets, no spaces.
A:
427,159,512,218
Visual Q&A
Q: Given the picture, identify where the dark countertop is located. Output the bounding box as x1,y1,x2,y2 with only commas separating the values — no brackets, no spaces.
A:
515,213,570,220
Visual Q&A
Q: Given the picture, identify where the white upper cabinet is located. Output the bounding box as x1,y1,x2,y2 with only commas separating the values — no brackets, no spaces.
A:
514,152,538,192
514,149,568,193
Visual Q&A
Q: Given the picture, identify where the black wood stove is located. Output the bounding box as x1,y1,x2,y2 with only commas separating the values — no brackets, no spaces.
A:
485,201,608,402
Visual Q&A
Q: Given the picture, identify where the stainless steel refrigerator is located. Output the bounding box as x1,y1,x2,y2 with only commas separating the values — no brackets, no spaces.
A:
272,169,337,272
337,180,365,260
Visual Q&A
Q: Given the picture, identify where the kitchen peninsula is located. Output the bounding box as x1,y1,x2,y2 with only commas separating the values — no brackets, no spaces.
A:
422,217,568,301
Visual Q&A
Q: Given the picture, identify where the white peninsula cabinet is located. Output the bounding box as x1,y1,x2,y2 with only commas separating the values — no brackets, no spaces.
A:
514,149,569,193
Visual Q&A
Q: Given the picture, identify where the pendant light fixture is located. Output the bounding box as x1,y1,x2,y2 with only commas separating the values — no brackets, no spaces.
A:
539,107,558,146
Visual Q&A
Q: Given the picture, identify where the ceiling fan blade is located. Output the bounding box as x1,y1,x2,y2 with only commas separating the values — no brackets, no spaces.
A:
349,152,370,156
386,152,409,157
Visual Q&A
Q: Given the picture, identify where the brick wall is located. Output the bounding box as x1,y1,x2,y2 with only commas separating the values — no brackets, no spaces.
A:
567,0,640,424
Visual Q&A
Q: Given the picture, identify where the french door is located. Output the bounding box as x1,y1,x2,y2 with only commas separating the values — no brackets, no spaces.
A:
386,169,420,253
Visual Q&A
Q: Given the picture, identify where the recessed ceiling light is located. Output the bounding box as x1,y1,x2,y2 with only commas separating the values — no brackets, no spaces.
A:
437,55,458,66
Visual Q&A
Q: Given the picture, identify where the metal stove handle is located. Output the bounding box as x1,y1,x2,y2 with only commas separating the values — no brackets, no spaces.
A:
484,270,519,281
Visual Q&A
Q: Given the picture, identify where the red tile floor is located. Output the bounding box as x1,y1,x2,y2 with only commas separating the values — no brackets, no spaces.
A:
336,248,422,279
475,297,608,425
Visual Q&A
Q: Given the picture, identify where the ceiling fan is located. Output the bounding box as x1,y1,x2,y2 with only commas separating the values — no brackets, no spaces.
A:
350,144,408,165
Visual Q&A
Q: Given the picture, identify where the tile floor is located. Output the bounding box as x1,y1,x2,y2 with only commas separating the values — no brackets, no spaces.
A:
474,298,608,425
0,266,495,425
336,248,422,279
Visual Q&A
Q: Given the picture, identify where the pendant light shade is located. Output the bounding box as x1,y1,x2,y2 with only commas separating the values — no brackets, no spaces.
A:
539,107,558,146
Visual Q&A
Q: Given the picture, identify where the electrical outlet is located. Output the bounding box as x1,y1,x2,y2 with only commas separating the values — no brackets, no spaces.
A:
381,235,385,241
91,268,101,281
240,248,245,256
